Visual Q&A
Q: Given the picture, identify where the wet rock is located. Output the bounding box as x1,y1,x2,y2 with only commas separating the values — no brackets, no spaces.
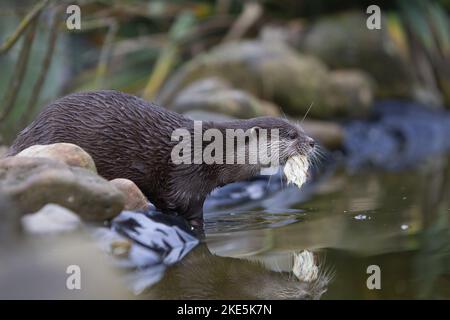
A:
16,143,97,173
172,78,279,118
158,40,374,118
299,11,415,99
109,178,149,212
21,204,82,235
0,157,124,221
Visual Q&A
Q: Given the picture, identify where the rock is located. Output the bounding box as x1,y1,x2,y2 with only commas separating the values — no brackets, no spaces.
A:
158,40,374,118
110,238,133,258
109,178,149,212
175,88,279,119
172,78,280,118
175,77,230,95
0,157,124,221
21,204,82,235
184,110,236,122
299,11,415,99
302,120,345,150
16,143,97,173
320,70,374,117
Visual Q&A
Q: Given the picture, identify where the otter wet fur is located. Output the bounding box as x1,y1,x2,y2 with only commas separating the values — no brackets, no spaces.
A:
7,90,315,225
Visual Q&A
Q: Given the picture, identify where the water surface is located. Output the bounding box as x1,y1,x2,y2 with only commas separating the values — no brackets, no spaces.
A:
153,155,450,299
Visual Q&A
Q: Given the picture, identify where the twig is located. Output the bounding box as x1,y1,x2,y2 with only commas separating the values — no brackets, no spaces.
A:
21,6,62,125
143,44,178,101
222,2,262,43
0,0,49,55
0,18,39,123
143,12,195,100
95,19,118,89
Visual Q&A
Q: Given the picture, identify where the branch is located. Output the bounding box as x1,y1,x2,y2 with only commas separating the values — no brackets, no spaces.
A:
95,19,118,89
143,44,178,101
0,0,49,55
222,2,262,43
0,18,39,123
21,7,62,125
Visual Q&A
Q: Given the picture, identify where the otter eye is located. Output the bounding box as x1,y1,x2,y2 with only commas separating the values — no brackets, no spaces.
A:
289,131,298,139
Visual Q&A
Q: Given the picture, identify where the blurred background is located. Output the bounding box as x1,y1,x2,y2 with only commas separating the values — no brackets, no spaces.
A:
0,0,449,142
1,0,450,300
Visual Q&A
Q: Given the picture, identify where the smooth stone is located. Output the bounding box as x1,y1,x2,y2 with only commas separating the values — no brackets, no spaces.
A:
16,143,97,173
172,78,280,118
300,11,415,100
109,178,149,212
0,157,124,221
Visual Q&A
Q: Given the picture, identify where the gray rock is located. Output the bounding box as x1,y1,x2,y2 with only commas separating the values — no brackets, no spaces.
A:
183,110,236,122
300,11,415,99
0,157,124,221
109,178,149,212
172,78,280,118
159,40,374,118
320,70,374,117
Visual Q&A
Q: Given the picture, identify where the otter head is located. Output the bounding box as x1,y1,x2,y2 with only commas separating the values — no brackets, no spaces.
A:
242,117,315,188
246,117,314,161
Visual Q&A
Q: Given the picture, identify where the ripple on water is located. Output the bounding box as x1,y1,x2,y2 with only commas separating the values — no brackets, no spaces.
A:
204,208,307,234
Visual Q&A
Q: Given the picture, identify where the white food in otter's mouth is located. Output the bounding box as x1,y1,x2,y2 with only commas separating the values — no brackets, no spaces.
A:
292,250,319,282
283,155,309,189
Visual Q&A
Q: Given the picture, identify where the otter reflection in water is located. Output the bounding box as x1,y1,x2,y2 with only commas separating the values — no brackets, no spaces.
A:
106,211,332,299
140,244,333,300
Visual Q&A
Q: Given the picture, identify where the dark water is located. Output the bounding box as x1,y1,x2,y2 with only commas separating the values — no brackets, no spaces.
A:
202,155,450,299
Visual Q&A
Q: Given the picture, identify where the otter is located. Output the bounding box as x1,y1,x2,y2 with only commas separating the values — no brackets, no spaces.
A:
7,90,315,224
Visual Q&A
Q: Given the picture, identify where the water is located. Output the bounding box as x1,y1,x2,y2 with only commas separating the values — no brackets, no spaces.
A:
133,154,450,299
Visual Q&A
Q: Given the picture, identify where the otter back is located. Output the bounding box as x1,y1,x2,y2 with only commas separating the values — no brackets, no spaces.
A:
8,90,194,218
